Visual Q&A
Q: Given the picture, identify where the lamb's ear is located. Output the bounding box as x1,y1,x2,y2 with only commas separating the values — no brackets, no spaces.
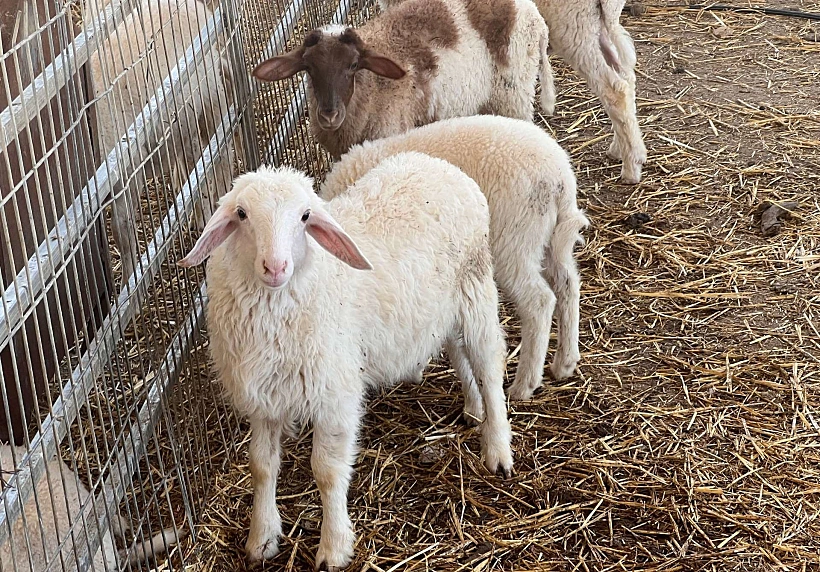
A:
359,51,406,80
305,209,373,270
252,49,306,82
178,204,238,267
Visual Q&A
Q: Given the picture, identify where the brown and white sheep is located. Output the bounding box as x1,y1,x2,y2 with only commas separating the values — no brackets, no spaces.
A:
251,0,553,159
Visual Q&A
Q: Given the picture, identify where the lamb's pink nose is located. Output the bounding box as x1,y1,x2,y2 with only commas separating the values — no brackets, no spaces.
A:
263,259,288,282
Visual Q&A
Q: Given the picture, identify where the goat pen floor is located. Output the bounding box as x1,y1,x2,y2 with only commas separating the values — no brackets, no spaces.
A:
176,3,820,571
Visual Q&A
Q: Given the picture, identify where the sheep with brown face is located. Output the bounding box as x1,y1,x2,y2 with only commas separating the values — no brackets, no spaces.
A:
252,0,553,159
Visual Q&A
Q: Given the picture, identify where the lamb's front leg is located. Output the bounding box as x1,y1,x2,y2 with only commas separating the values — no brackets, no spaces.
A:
312,398,361,571
246,417,283,563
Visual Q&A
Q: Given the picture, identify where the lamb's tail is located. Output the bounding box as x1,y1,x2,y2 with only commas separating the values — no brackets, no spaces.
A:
599,0,626,31
550,171,590,263
597,0,636,77
120,527,186,568
538,23,556,116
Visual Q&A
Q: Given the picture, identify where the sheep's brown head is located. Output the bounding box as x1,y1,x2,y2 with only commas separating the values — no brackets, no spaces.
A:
252,26,406,131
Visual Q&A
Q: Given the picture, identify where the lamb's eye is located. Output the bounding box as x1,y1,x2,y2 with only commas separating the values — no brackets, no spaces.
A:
349,61,358,71
237,207,247,220
301,210,311,222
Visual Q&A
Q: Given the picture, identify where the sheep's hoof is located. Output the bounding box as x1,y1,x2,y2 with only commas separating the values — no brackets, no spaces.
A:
485,455,514,480
497,465,514,480
315,532,354,572
507,380,538,401
315,557,349,572
483,440,514,479
462,410,483,427
246,538,279,564
550,355,579,381
607,141,623,161
619,165,643,185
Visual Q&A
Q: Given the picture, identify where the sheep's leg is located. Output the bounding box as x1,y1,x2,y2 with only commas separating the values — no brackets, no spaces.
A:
444,337,485,426
246,417,283,563
542,243,582,380
312,400,360,571
505,269,557,401
459,275,513,477
593,29,646,184
596,74,645,184
554,32,645,183
110,185,139,288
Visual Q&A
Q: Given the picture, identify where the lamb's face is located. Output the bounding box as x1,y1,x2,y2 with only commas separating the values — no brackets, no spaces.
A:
230,171,315,289
178,167,314,289
178,166,372,285
251,27,406,132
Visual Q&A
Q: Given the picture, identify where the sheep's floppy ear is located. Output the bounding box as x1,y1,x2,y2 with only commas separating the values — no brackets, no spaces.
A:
305,209,373,270
252,49,306,82
178,204,238,267
359,51,406,80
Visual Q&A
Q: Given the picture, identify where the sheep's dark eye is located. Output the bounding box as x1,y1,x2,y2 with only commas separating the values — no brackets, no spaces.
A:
349,61,358,71
301,210,311,222
237,207,247,220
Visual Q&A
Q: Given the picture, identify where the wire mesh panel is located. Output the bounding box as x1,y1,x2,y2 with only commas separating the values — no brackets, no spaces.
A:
0,0,377,568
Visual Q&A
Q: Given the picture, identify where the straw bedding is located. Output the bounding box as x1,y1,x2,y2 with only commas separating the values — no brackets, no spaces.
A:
166,2,820,570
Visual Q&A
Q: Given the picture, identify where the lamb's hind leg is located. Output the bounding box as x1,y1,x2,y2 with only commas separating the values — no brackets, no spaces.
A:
542,211,587,381
558,30,646,183
444,336,485,426
458,272,513,477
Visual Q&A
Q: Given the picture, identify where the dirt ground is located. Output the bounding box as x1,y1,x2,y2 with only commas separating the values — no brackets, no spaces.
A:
181,2,820,570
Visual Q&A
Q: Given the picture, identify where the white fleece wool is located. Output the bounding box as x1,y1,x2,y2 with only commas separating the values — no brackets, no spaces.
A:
321,115,590,400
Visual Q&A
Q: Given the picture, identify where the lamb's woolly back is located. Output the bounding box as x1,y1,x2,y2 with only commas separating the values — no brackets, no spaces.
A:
321,115,588,397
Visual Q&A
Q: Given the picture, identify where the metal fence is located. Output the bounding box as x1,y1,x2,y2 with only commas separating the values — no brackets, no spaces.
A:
0,0,372,568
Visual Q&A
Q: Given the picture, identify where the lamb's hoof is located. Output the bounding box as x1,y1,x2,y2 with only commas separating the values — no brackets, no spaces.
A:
483,436,514,479
507,380,539,401
619,165,643,185
315,531,354,572
315,556,350,572
607,142,623,161
484,453,514,480
619,150,647,184
496,465,514,479
550,355,579,381
462,411,482,427
246,538,279,564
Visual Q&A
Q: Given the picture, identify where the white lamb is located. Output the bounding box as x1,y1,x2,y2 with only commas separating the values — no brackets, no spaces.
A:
178,154,513,570
88,0,236,286
321,115,589,401
251,0,553,159
378,0,647,183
